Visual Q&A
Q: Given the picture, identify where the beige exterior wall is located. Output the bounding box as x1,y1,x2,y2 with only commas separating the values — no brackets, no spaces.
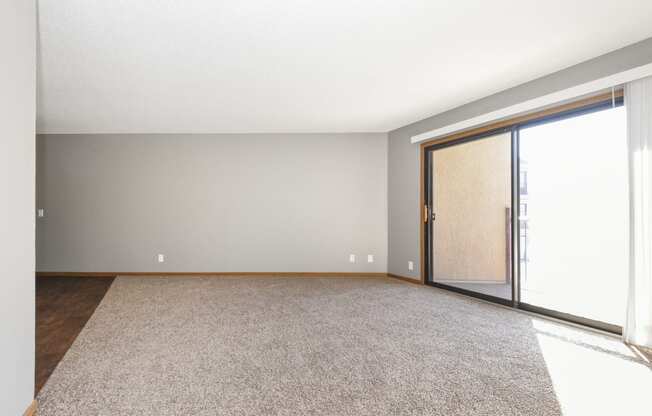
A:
432,132,511,282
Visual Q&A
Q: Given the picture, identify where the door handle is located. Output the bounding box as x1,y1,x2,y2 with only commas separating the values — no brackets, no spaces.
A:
424,205,436,223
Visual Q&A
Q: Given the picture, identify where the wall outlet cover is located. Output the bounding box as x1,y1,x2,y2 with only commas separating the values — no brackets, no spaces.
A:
408,261,414,271
157,254,165,263
349,254,356,263
367,254,374,263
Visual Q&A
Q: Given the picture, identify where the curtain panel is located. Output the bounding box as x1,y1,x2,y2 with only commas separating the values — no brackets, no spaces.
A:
625,76,652,348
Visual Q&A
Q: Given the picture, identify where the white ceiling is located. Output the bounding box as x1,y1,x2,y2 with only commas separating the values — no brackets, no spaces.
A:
37,0,652,134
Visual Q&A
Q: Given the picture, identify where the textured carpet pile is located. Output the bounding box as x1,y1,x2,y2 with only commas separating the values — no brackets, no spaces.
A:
37,277,650,415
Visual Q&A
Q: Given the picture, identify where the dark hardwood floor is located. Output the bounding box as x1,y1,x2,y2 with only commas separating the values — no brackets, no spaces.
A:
36,276,115,394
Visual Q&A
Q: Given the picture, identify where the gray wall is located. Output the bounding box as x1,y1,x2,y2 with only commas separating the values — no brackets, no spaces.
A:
36,133,387,273
0,1,35,414
388,37,652,280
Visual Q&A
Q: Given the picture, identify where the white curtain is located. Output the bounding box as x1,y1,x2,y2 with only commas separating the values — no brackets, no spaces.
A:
624,76,652,348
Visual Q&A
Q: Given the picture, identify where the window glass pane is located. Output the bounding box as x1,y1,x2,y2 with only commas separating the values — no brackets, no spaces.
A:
432,132,512,300
519,106,628,326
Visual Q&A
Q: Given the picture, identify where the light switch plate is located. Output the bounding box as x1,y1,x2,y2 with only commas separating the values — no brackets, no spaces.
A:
367,254,374,263
349,254,356,263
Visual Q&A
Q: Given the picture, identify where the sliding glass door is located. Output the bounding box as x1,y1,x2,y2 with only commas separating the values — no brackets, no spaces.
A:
424,96,628,332
425,131,514,303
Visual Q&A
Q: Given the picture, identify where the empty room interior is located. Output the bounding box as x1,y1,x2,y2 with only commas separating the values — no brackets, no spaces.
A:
4,1,652,415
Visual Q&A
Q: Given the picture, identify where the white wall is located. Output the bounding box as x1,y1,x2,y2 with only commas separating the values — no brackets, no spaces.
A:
36,133,388,274
0,1,36,414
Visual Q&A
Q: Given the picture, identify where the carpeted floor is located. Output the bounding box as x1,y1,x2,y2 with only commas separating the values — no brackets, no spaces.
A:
37,277,651,415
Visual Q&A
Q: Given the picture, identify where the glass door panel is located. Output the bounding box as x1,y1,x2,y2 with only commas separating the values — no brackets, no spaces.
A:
428,131,513,300
518,106,628,326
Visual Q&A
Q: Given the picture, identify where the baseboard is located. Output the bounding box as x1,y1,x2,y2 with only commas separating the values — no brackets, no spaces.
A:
36,272,388,278
23,400,36,416
37,272,117,277
387,273,423,285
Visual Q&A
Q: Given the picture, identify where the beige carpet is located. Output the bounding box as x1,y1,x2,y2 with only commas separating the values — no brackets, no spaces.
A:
37,277,651,415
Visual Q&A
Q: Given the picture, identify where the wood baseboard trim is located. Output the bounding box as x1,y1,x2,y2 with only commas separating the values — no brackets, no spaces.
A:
387,273,423,285
37,272,117,277
36,272,388,279
23,400,37,416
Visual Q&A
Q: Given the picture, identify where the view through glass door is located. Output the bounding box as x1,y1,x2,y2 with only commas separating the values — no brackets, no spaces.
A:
518,105,628,328
426,131,514,302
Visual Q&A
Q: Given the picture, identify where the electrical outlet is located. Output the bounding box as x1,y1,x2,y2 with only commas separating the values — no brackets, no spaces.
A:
367,254,374,263
349,254,356,263
408,261,414,271
37,209,45,218
157,254,165,263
